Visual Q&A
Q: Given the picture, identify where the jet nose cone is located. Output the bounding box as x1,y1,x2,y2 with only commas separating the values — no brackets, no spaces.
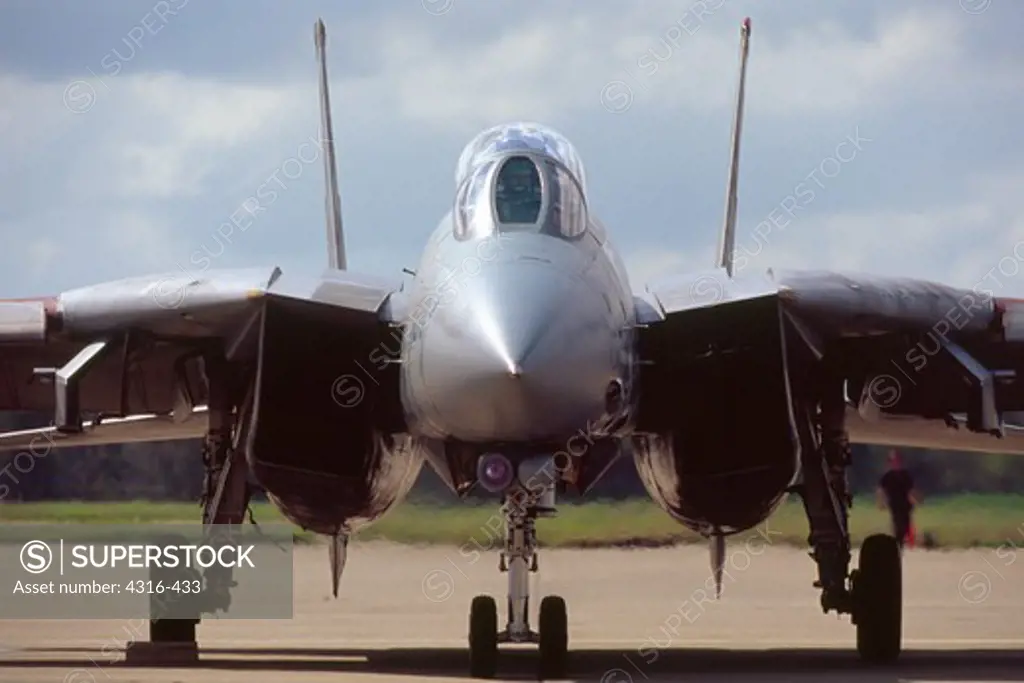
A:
420,261,617,441
468,269,564,380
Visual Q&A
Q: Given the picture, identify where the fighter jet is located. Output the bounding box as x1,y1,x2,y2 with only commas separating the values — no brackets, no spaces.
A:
2,16,1024,679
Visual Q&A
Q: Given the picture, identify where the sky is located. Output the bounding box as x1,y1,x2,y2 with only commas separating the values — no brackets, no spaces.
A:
1,0,1023,298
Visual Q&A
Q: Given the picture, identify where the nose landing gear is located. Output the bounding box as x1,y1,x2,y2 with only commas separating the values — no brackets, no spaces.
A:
467,483,569,679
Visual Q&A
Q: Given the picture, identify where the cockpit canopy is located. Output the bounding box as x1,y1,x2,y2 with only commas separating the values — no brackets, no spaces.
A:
453,123,588,241
453,153,587,241
455,122,587,193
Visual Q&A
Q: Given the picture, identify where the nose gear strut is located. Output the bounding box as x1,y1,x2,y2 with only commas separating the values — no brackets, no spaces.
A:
467,474,569,679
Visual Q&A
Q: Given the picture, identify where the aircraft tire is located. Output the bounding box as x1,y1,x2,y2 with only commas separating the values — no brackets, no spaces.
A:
149,617,198,643
469,594,498,678
538,595,568,679
854,533,902,663
148,532,201,643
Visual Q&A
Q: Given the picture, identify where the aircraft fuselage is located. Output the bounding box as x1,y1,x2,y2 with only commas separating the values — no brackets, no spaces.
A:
400,217,637,443
399,126,638,450
388,124,796,537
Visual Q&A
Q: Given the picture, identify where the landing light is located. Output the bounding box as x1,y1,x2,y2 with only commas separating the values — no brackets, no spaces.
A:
477,453,514,493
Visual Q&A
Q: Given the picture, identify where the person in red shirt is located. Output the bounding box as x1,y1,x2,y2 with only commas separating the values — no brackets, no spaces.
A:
877,449,918,549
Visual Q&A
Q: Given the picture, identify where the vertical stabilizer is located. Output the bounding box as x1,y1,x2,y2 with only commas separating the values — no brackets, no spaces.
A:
314,19,347,271
715,17,752,278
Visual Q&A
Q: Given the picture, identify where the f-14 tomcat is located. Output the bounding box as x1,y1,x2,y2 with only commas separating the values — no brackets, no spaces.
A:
2,16,1024,679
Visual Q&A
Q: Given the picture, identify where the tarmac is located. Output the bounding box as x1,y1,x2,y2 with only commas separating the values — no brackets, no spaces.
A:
1,538,1024,682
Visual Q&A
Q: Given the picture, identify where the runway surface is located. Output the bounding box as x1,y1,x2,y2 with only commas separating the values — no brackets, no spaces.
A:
2,537,1024,682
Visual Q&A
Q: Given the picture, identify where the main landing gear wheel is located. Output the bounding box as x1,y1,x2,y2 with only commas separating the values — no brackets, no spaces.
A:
149,532,201,644
853,533,902,664
469,595,499,678
538,595,568,679
149,617,198,643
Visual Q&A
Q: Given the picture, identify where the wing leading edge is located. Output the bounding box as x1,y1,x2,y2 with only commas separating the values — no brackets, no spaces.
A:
635,267,1024,453
0,267,406,451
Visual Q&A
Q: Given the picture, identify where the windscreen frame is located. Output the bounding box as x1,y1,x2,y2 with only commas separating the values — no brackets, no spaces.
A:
452,152,589,243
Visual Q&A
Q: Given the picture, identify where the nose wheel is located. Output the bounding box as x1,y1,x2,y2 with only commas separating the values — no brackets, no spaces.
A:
467,495,569,679
467,594,569,679
469,595,498,678
538,595,568,679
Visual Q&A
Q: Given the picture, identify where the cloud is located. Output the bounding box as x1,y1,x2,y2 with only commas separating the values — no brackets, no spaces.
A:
337,3,1007,130
0,71,307,294
0,1,1021,302
625,245,715,289
68,73,299,200
626,167,1024,295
